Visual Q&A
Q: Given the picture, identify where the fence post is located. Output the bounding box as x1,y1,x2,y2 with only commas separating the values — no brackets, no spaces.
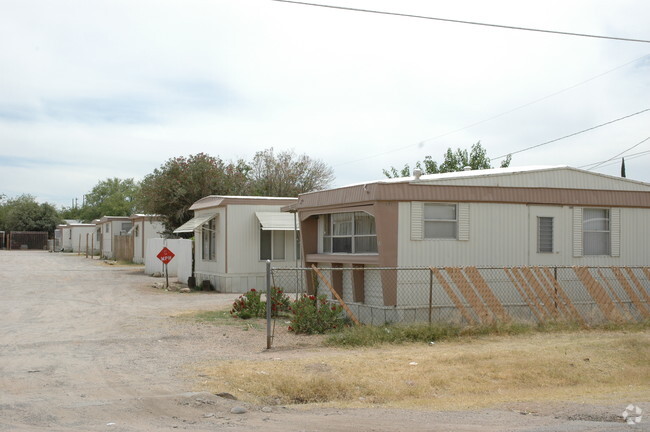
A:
266,260,272,350
428,268,433,324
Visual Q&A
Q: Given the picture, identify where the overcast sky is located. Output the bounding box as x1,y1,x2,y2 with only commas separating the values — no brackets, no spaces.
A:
1,0,649,208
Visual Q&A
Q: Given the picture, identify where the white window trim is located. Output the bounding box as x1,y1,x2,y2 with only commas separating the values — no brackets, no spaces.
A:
537,216,554,254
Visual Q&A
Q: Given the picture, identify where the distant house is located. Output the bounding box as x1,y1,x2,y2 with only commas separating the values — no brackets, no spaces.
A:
174,195,299,293
292,166,650,307
95,216,133,259
55,221,98,253
129,214,165,264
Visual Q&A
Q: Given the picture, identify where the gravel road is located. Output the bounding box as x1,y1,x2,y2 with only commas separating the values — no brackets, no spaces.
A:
0,250,645,431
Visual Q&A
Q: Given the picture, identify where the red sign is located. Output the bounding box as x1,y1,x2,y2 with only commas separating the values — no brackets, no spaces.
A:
157,247,175,264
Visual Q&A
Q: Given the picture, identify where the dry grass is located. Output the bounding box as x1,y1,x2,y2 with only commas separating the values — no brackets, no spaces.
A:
195,330,650,410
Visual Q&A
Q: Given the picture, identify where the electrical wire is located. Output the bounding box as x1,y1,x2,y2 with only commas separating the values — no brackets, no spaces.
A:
271,0,650,44
579,148,650,170
492,108,650,160
580,136,650,170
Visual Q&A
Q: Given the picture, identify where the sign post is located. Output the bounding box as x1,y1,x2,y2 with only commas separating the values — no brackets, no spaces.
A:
156,247,175,289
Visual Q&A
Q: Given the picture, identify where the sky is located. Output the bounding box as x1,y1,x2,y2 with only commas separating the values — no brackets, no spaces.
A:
1,0,649,208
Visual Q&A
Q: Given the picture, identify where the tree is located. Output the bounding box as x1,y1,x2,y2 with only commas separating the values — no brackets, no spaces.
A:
248,148,335,197
137,153,250,232
383,142,512,178
74,178,140,222
0,194,61,234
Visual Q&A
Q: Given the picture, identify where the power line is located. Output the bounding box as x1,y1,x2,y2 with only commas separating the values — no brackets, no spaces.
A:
493,108,650,160
272,0,650,44
580,136,650,170
579,148,650,170
333,54,648,167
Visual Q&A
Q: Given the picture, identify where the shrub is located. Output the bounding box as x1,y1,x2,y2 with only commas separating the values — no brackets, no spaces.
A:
288,294,345,334
230,287,292,319
270,286,292,315
230,289,264,319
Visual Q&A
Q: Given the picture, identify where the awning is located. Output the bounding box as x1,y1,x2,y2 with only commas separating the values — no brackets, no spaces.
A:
255,212,299,231
173,214,216,233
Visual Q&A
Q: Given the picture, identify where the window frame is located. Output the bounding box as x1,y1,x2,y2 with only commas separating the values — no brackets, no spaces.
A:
423,203,458,240
321,211,378,254
201,218,216,261
583,208,610,256
260,229,286,261
537,216,553,253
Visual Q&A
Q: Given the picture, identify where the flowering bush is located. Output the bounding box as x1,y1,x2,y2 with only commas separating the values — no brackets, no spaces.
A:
230,289,264,319
230,287,292,319
288,294,345,334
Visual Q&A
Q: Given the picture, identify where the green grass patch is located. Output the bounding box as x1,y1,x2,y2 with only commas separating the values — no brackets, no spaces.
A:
325,319,650,347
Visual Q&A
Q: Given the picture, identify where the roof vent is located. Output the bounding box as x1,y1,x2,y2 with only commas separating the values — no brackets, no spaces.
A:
463,166,472,171
413,168,422,180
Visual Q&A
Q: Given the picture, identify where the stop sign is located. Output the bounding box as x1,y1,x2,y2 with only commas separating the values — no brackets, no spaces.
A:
157,247,175,264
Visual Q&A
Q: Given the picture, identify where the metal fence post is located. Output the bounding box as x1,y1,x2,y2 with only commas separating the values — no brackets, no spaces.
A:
266,260,272,350
429,268,433,324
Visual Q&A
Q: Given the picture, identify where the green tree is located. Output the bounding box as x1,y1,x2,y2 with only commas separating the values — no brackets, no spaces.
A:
383,142,511,178
248,148,335,197
0,194,61,234
137,153,250,232
75,178,140,222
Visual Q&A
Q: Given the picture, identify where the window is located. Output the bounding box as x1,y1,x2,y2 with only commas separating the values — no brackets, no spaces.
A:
96,228,101,241
260,230,285,260
583,208,610,255
202,218,216,261
134,225,140,237
105,224,110,233
424,204,457,239
537,217,553,253
120,222,133,234
322,212,377,253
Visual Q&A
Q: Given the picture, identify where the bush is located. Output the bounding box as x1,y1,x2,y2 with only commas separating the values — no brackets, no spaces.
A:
230,289,264,319
230,287,292,319
288,294,345,334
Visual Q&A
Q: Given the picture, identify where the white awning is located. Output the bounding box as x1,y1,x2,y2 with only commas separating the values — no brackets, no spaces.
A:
173,214,216,233
255,212,299,231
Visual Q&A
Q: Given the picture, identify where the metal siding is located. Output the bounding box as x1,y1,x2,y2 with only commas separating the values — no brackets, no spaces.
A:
573,207,583,257
458,202,470,241
611,208,620,257
227,204,298,275
410,202,423,240
415,169,650,191
398,202,529,267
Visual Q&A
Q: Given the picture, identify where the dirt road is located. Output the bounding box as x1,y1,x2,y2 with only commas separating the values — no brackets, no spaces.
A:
0,251,644,431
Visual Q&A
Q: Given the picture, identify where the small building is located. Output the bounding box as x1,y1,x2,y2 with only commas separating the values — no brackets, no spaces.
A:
292,166,650,309
130,214,165,264
174,195,299,293
55,221,98,253
95,216,133,259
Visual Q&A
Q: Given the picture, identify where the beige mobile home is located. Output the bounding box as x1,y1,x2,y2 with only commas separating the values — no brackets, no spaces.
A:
130,214,165,264
293,166,650,309
174,196,299,293
96,216,133,259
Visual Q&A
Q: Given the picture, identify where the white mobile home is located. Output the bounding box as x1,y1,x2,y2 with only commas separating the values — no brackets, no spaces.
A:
174,196,299,293
293,166,650,307
130,214,165,264
55,221,97,253
96,216,133,259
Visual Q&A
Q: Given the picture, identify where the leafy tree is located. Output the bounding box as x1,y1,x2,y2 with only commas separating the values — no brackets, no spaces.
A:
248,148,335,197
383,142,511,178
137,153,250,232
74,178,140,222
0,194,61,234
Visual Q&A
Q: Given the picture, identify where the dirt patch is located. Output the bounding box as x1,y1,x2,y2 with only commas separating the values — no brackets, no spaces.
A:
0,251,647,432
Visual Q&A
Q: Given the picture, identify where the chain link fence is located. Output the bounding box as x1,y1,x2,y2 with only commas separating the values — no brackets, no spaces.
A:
265,265,650,349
